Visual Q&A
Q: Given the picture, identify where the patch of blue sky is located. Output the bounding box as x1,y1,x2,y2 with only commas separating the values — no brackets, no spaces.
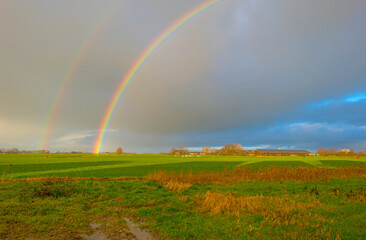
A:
344,92,366,102
306,91,366,108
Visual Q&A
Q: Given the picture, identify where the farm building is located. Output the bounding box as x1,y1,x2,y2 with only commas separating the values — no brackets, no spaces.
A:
252,149,312,156
189,151,201,156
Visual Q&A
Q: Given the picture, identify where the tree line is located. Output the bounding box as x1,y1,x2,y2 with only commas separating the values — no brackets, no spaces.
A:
170,145,366,157
0,148,49,154
170,144,250,156
317,147,366,156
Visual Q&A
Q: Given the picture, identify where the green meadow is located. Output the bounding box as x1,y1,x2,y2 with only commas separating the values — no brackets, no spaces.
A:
1,154,365,239
1,154,365,179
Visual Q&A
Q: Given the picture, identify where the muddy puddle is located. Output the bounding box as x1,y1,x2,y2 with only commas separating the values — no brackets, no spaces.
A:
80,218,156,240
80,223,109,240
123,218,155,240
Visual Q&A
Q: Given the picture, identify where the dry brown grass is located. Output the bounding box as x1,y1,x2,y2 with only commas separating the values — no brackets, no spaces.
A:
196,191,337,239
344,188,366,203
147,165,366,185
197,191,323,226
163,181,192,192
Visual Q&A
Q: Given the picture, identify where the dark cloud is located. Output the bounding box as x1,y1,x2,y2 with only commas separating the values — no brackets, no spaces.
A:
113,0,366,135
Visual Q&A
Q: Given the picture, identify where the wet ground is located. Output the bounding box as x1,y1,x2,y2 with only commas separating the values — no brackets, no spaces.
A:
80,219,156,240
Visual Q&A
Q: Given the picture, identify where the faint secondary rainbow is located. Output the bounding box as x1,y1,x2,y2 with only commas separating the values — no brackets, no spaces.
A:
39,8,117,151
93,0,222,154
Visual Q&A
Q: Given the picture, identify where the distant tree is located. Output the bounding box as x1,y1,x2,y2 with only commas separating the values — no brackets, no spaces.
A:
329,148,337,155
219,144,243,156
170,147,176,155
357,150,366,156
6,148,19,154
338,149,346,156
116,147,123,155
317,147,329,156
176,146,188,155
202,146,211,154
242,150,249,156
237,144,243,155
252,149,260,156
347,149,355,156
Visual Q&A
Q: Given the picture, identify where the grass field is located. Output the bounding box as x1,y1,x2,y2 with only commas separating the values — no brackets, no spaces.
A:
1,154,365,179
0,154,365,239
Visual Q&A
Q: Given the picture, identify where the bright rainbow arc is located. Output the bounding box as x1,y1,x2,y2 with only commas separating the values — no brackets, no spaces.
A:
93,0,222,154
39,8,117,151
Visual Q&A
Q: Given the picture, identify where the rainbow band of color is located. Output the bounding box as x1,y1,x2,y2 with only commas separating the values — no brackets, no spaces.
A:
93,0,222,154
38,8,117,150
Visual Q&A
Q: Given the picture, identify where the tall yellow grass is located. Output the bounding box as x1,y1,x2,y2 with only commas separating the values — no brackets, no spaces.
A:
197,191,337,239
198,191,322,226
164,180,192,192
147,166,366,185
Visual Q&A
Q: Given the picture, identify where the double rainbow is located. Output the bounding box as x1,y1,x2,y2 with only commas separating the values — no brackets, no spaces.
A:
93,0,222,154
39,8,117,150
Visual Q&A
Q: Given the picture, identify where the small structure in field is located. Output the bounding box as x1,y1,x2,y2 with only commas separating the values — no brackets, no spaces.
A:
189,151,201,156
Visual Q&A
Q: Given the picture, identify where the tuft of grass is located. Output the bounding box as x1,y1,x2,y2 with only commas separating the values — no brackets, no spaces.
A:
196,191,343,239
164,181,192,192
344,187,366,203
198,191,322,225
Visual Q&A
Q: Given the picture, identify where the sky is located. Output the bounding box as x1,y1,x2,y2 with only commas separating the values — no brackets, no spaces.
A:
1,0,366,153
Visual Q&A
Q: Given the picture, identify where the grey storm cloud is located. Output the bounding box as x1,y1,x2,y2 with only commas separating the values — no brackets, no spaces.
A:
1,0,366,151
100,121,366,154
113,0,366,135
